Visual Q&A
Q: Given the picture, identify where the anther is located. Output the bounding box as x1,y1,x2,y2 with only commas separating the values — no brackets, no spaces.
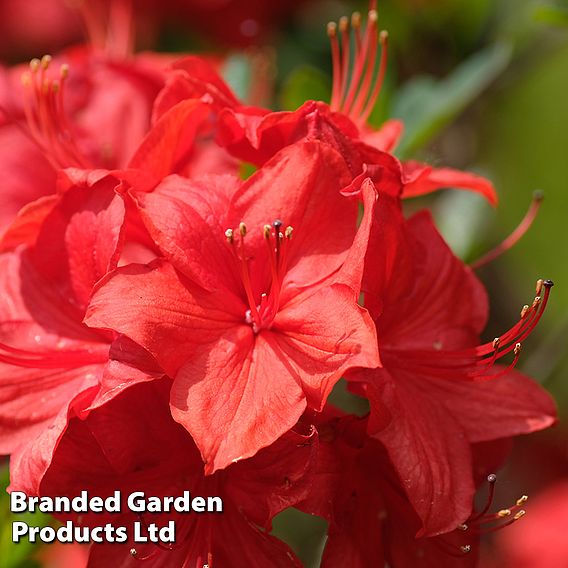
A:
239,222,247,237
41,54,52,69
263,224,271,239
225,229,234,244
379,29,389,43
520,305,530,318
339,16,349,32
351,11,361,27
285,226,293,239
327,22,337,37
460,545,472,554
130,548,137,557
368,9,378,23
492,338,500,349
487,473,497,483
60,64,69,79
535,279,544,295
457,523,468,531
516,495,528,506
29,58,40,73
513,510,526,520
497,509,512,518
514,343,522,356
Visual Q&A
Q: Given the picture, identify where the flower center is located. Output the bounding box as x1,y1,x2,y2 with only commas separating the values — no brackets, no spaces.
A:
224,220,293,333
327,1,389,127
20,56,92,170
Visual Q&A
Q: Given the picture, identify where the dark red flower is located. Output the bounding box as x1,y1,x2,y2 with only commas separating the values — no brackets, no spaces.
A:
40,378,315,568
84,141,379,473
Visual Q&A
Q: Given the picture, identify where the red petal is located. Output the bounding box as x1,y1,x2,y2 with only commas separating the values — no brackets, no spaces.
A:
402,161,498,205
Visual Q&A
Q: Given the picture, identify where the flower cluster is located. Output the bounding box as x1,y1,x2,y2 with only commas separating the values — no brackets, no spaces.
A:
0,1,557,566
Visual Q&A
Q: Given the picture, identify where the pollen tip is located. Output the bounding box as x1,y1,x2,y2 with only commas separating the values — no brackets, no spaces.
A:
516,495,529,505
379,30,389,43
339,15,349,32
60,63,69,79
533,189,544,201
487,473,497,483
513,510,526,520
263,224,271,239
327,21,337,37
368,9,378,23
492,337,500,348
457,523,468,531
225,228,234,243
351,11,361,27
497,508,512,518
29,58,41,72
514,343,522,356
285,226,293,239
520,304,530,318
239,222,247,237
130,548,137,557
40,54,52,69
460,545,472,554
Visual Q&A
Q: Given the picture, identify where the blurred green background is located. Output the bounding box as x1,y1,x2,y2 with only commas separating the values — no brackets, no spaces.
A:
1,0,567,566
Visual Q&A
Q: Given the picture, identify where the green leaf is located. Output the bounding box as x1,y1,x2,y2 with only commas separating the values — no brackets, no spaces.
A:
392,43,512,158
279,65,330,111
0,463,52,568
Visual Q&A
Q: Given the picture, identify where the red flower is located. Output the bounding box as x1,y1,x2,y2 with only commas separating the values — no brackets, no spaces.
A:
214,5,497,206
350,189,557,535
0,176,158,493
85,141,379,472
40,378,315,568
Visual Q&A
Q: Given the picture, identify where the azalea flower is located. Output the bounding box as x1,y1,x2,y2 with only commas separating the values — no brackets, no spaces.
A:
40,378,314,568
85,141,380,472
349,188,557,535
0,177,160,494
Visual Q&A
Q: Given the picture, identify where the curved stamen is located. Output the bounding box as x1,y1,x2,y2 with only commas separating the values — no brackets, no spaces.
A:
471,191,544,270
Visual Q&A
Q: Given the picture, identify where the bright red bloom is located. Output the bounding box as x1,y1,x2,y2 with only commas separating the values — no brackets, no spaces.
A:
0,176,158,493
350,190,557,535
40,378,315,568
85,141,379,473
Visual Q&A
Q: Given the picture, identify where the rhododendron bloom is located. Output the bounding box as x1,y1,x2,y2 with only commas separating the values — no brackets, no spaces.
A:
350,192,557,535
41,379,315,568
85,141,380,472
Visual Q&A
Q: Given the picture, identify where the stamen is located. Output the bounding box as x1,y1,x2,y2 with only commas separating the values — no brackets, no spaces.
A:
471,190,544,270
327,4,390,126
387,280,554,381
224,221,294,333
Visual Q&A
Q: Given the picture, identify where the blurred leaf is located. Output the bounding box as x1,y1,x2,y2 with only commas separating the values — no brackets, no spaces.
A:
0,463,51,568
222,53,251,102
279,65,330,111
392,43,512,158
534,3,568,27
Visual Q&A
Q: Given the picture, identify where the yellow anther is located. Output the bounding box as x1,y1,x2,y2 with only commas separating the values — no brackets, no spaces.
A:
225,228,234,243
40,55,52,69
520,305,529,318
514,343,522,356
339,16,349,32
497,509,511,518
326,22,337,37
516,495,529,506
60,64,69,79
492,337,500,349
460,545,472,554
379,30,389,43
263,224,271,239
536,278,544,295
29,58,40,73
457,523,468,531
368,9,378,23
351,11,361,28
239,222,247,237
285,226,293,239
513,510,526,520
